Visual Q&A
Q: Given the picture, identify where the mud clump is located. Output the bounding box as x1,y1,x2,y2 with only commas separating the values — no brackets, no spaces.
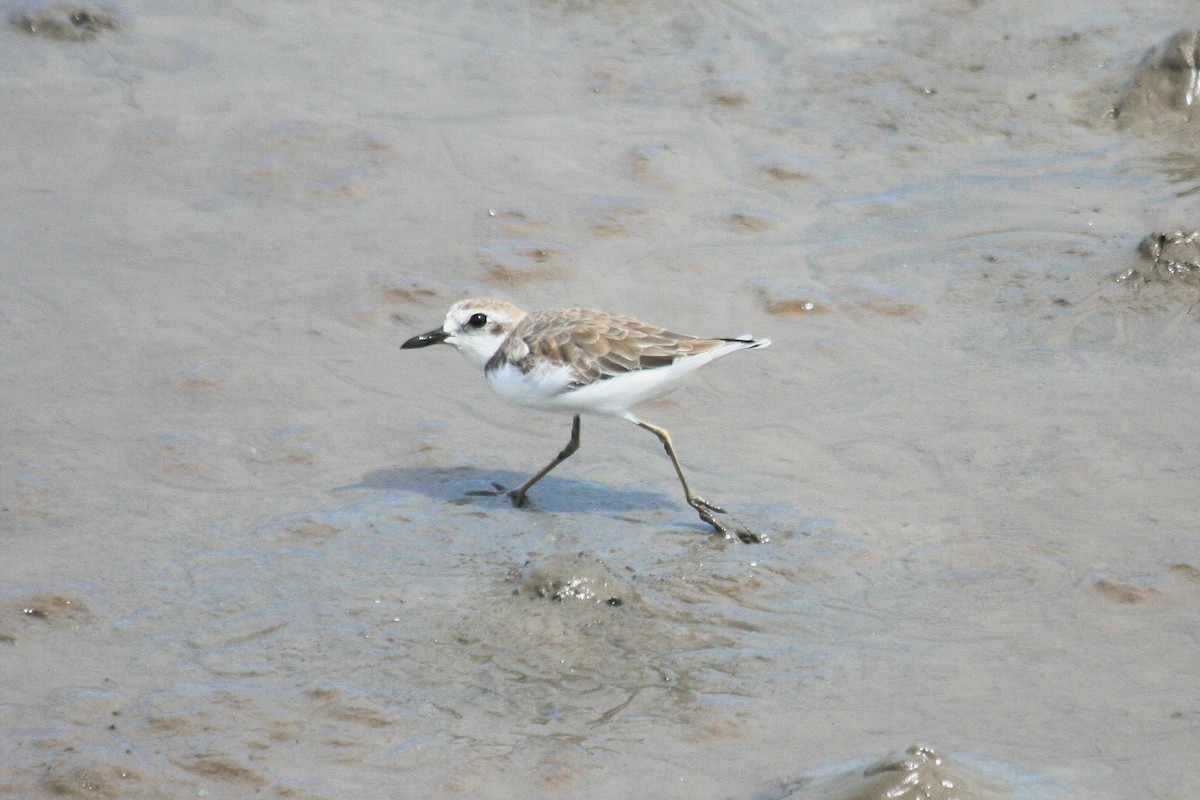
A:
1120,229,1200,284
1114,30,1200,129
1054,229,1200,341
783,745,1019,800
511,554,634,606
8,1,120,41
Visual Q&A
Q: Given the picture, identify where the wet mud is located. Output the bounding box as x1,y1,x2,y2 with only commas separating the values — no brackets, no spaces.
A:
4,1,1200,798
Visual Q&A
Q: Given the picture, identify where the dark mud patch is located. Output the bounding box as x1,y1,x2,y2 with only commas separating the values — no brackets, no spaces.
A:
485,206,555,236
41,756,144,799
349,272,452,326
1091,563,1200,606
128,431,246,490
169,753,268,787
174,364,226,393
8,1,120,41
8,592,91,626
477,242,570,286
760,155,815,183
754,279,923,317
579,196,650,238
724,210,779,233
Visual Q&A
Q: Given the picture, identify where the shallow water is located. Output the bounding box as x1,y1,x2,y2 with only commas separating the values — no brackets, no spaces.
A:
3,1,1200,798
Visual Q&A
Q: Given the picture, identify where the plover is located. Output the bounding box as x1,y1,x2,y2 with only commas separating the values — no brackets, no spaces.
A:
402,298,770,543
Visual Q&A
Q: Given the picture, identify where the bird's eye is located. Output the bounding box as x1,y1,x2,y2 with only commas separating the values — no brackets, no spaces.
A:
467,313,488,329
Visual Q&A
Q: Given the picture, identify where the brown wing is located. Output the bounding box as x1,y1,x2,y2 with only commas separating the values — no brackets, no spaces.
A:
508,308,730,387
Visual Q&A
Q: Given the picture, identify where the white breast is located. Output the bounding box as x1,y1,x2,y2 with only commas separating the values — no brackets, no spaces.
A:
486,360,576,410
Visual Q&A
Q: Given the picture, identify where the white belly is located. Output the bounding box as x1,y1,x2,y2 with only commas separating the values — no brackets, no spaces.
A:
485,357,702,419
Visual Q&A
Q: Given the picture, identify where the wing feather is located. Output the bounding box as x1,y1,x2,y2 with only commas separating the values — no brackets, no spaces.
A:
499,308,730,389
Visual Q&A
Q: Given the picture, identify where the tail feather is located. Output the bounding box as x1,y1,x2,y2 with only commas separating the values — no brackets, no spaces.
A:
723,335,771,349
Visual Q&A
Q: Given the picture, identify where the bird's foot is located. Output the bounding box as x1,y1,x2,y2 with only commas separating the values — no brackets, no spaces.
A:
461,483,536,510
691,499,765,544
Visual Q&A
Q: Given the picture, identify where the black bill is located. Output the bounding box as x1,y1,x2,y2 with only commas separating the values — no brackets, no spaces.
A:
401,327,449,349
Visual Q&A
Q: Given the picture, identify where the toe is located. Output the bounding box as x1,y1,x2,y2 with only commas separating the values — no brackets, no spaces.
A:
691,497,727,515
697,508,729,535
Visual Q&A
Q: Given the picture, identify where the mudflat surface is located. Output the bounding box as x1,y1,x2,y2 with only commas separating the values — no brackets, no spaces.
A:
3,2,1200,798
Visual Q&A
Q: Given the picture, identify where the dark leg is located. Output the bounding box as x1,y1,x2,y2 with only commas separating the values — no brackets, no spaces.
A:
635,420,762,543
508,415,581,508
635,420,726,524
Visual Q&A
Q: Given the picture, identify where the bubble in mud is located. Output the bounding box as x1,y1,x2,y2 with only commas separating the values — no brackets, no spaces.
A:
7,0,121,41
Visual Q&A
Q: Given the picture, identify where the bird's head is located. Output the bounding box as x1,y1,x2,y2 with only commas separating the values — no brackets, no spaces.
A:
401,297,527,369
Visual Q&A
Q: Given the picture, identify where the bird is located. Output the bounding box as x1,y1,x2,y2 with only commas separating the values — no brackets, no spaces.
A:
401,297,770,543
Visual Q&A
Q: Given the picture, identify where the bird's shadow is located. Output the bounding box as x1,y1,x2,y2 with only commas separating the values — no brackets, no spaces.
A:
338,465,672,514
